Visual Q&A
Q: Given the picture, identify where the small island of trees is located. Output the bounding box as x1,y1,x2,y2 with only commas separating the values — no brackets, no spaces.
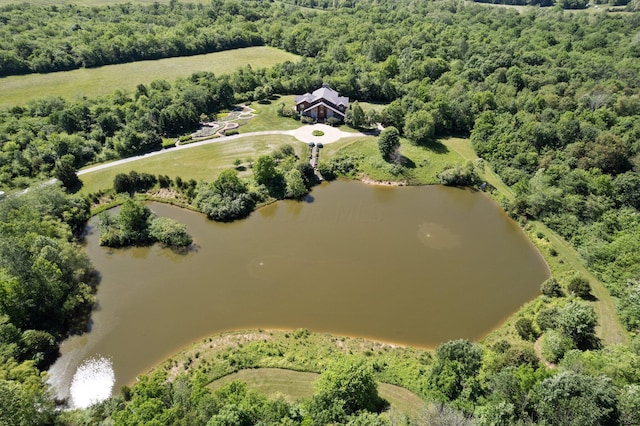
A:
98,197,192,248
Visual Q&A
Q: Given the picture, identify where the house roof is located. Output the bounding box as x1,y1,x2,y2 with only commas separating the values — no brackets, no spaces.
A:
295,83,349,108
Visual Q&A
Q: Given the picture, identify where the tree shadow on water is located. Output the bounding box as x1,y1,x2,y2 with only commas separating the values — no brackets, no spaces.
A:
168,243,199,256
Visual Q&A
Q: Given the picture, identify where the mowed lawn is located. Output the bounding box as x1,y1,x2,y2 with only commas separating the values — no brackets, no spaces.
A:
208,368,428,420
323,136,466,185
0,46,299,109
79,135,307,194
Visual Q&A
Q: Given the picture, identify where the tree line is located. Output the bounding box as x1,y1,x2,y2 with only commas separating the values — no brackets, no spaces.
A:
0,185,96,423
0,1,267,76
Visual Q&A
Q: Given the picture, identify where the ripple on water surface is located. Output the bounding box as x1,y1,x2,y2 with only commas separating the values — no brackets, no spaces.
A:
69,356,115,409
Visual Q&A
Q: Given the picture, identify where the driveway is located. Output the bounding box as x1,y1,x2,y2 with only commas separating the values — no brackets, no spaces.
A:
77,125,368,176
291,124,364,144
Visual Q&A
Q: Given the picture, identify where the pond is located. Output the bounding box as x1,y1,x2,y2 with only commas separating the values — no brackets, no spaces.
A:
48,180,549,407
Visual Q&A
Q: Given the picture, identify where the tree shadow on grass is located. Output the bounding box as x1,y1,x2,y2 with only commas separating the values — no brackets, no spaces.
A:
581,293,599,302
398,155,416,169
422,140,450,154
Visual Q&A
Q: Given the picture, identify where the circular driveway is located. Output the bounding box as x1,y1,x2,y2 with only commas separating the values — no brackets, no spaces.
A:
292,124,354,144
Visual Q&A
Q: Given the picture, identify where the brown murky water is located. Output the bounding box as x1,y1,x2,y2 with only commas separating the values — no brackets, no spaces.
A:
49,181,548,405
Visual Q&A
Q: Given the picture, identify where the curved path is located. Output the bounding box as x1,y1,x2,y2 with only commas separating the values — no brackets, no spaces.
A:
78,124,366,176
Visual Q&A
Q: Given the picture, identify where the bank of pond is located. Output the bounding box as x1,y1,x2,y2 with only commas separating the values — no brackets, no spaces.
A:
48,180,549,411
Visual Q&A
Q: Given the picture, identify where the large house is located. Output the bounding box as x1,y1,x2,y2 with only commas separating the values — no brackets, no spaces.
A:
295,84,349,123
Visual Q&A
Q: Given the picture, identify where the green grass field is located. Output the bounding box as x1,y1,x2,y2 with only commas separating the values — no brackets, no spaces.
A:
0,47,299,109
208,368,428,419
324,136,466,185
240,96,306,133
79,135,307,194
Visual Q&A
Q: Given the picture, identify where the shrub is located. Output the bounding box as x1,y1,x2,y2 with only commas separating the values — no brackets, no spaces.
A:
438,161,480,187
536,307,559,331
301,115,315,124
568,275,591,299
327,155,359,177
558,300,598,349
312,130,325,137
113,173,133,193
113,171,157,193
378,126,400,162
541,278,563,298
326,116,341,126
515,317,538,341
317,163,336,181
273,144,295,160
158,175,172,188
541,330,574,363
148,217,192,247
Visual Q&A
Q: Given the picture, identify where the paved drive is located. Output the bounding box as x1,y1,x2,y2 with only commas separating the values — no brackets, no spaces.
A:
78,124,367,176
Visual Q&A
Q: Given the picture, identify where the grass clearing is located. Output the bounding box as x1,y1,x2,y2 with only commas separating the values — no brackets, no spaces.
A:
79,135,306,194
442,137,514,198
208,368,428,419
0,47,299,109
327,137,465,185
240,96,304,132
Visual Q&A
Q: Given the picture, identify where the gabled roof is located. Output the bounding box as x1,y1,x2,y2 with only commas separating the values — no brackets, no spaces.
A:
295,83,349,108
302,101,346,117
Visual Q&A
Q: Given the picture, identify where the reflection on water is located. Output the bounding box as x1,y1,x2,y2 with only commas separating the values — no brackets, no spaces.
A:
69,356,114,408
49,181,549,403
417,222,461,250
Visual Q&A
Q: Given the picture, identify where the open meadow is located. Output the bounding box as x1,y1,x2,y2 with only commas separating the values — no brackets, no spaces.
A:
0,46,299,109
208,368,429,419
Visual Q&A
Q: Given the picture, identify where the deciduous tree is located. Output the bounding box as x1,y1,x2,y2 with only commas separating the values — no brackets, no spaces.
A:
534,371,618,426
378,126,400,162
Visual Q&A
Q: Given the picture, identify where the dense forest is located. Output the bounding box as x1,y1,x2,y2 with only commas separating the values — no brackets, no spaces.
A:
1,0,640,424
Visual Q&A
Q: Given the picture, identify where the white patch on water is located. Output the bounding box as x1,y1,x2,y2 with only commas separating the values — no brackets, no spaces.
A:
69,356,115,409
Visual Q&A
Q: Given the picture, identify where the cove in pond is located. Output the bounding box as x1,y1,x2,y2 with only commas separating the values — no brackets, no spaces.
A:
49,180,549,407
